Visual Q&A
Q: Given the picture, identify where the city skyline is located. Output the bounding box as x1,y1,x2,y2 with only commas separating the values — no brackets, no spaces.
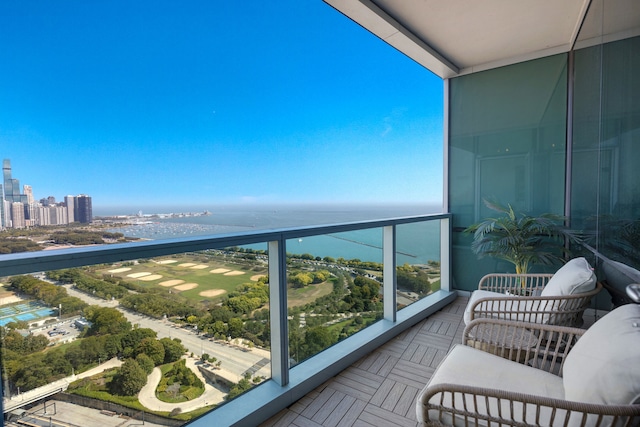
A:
1,158,92,228
0,2,444,211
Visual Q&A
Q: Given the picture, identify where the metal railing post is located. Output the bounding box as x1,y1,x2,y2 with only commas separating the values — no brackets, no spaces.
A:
383,225,397,321
268,239,289,386
440,217,451,291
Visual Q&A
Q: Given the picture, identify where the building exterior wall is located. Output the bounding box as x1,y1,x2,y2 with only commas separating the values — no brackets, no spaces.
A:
65,195,75,223
76,195,92,223
37,206,50,226
10,202,25,229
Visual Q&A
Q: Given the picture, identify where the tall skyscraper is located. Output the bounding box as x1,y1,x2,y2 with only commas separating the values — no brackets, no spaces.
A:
3,159,13,200
3,159,25,203
2,159,30,228
0,191,4,229
76,195,92,223
1,160,8,228
0,199,6,229
24,185,34,205
64,195,76,223
10,202,25,229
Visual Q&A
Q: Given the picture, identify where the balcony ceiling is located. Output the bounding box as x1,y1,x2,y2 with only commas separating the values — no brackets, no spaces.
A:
323,0,640,78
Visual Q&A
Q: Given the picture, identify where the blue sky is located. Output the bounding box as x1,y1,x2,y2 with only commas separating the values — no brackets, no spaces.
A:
0,1,443,213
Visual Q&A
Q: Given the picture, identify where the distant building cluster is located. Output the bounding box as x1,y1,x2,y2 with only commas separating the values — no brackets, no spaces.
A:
0,159,92,229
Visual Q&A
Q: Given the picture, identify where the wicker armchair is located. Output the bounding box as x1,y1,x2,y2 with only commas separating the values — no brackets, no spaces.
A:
417,304,640,426
464,258,602,328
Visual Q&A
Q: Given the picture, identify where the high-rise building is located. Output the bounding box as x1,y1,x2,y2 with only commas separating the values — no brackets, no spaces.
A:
37,205,50,226
0,197,4,229
24,185,34,205
1,161,8,228
10,202,25,229
3,159,13,201
64,195,75,223
75,195,92,223
49,205,68,225
2,159,30,226
3,159,25,203
1,159,93,227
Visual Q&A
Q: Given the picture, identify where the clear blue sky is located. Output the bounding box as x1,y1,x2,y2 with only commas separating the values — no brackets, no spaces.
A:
0,1,443,213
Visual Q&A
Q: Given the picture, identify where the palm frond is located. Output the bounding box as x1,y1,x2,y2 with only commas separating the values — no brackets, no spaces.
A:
465,198,584,273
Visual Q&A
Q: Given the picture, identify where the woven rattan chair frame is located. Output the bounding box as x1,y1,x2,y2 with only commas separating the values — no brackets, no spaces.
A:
469,273,603,327
417,319,640,426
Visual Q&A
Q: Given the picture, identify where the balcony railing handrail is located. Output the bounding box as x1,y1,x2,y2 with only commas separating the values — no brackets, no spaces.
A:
0,212,455,426
0,213,451,276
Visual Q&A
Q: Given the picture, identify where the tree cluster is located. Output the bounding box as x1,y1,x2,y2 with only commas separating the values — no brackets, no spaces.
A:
226,372,255,400
0,237,42,254
288,269,331,288
0,306,185,396
49,269,129,300
288,272,383,363
193,280,271,347
120,290,200,319
51,230,124,245
9,275,88,316
396,263,436,294
225,280,268,314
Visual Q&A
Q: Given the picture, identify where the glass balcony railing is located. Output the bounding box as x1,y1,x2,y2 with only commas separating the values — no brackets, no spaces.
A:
0,213,454,426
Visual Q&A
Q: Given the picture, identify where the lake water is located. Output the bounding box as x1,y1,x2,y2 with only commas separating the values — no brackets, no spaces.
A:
108,203,443,265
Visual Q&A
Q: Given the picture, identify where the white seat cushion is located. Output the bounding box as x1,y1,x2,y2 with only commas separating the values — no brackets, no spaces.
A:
541,257,596,297
417,344,564,426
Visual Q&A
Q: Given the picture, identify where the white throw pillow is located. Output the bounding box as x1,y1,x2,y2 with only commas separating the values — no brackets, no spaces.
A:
541,257,596,297
563,303,640,406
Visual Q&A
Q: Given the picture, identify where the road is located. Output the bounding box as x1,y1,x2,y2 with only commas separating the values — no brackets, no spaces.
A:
63,285,271,382
138,357,226,411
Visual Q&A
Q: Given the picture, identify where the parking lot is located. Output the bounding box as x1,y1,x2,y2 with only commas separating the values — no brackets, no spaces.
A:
32,318,82,344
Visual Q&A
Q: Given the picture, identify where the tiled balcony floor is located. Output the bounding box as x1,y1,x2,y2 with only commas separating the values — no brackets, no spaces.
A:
261,296,604,427
261,296,469,427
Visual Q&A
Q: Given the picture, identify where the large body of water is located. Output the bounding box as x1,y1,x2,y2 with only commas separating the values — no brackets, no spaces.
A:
107,203,443,265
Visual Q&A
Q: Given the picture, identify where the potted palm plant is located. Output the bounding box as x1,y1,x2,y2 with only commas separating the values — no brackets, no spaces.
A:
465,199,582,275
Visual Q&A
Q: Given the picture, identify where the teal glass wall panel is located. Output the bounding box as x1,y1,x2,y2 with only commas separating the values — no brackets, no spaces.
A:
449,54,568,290
572,36,640,271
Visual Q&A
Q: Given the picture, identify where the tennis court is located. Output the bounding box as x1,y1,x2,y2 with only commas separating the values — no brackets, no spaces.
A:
0,301,56,326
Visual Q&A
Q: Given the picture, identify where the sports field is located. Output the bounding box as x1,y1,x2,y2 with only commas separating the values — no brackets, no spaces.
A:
99,255,267,302
0,301,56,326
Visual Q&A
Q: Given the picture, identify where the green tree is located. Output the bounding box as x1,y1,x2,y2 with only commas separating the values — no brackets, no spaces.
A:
136,338,165,366
86,307,131,336
290,272,313,288
228,318,244,338
226,373,253,400
160,337,185,363
302,326,337,359
14,358,52,391
120,328,157,351
103,334,123,357
44,349,73,378
212,320,228,336
136,353,155,375
110,359,147,396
